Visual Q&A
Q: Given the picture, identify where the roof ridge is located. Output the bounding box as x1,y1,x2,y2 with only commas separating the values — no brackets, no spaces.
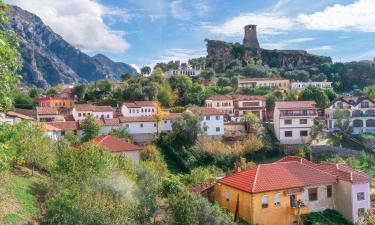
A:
252,165,260,192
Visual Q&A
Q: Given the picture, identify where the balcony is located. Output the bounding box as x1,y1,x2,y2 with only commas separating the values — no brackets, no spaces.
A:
280,111,317,117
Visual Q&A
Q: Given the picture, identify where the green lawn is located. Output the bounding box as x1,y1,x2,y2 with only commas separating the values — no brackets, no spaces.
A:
0,171,43,225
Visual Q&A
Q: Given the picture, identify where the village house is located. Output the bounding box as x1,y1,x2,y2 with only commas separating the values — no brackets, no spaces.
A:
186,107,225,137
72,104,114,121
0,111,35,125
238,77,290,92
325,96,375,134
121,101,156,117
36,106,65,122
214,156,371,225
43,121,79,140
273,101,318,144
165,68,201,78
35,96,74,108
205,95,234,115
233,95,266,120
76,135,142,164
291,81,332,91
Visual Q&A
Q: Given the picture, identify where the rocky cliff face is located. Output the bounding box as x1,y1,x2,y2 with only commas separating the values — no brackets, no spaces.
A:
3,6,136,88
206,25,332,71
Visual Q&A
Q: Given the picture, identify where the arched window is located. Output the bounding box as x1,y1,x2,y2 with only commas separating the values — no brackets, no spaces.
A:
366,119,375,127
352,110,362,117
353,120,363,128
366,110,375,117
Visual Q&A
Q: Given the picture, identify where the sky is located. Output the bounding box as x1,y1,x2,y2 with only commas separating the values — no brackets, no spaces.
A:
4,0,375,70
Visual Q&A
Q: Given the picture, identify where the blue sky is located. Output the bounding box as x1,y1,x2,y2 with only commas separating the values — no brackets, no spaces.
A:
5,0,375,70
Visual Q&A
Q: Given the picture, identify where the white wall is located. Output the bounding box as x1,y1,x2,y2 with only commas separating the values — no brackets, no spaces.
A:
72,108,113,121
121,105,156,117
302,183,335,213
202,115,224,136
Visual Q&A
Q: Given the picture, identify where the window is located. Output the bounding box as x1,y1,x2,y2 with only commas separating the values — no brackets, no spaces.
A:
284,119,292,125
274,193,281,206
206,116,210,120
284,131,293,137
107,114,110,118
78,113,82,117
141,109,144,113
358,208,365,217
216,127,220,132
164,120,167,124
137,109,139,113
308,188,318,201
216,116,220,120
261,195,268,208
126,124,129,128
361,102,369,108
217,102,220,107
327,185,332,198
357,192,365,201
83,113,86,117
129,109,131,114
152,109,154,112
154,123,157,127
300,131,308,137
140,123,143,128
225,191,230,201
300,119,307,124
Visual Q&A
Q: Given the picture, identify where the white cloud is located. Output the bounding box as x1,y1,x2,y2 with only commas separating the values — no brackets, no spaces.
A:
306,45,333,51
5,0,130,53
298,0,375,32
130,64,141,73
170,0,191,19
263,37,314,49
149,48,206,67
204,13,295,36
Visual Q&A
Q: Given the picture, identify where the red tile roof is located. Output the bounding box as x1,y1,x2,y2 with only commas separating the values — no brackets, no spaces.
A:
44,121,79,131
123,101,156,108
36,107,58,115
119,116,155,123
74,104,113,112
87,135,142,152
206,95,233,101
240,77,289,82
218,158,337,193
275,101,317,109
186,107,226,116
6,111,35,121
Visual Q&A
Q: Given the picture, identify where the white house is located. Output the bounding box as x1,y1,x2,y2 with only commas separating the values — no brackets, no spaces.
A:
325,96,375,134
72,104,113,121
36,107,65,122
205,95,234,115
291,81,332,91
186,107,225,137
0,111,35,125
121,101,156,117
273,101,318,144
165,68,201,78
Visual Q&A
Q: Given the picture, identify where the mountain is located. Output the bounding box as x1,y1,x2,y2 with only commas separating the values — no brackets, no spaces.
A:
3,5,136,88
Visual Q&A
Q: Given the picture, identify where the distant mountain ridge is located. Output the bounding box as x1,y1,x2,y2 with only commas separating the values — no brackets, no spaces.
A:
3,5,136,88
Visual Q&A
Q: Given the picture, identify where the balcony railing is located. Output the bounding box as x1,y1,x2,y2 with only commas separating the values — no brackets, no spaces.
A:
280,111,317,117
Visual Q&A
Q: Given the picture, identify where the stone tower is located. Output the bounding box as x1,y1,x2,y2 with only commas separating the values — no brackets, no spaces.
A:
243,25,260,49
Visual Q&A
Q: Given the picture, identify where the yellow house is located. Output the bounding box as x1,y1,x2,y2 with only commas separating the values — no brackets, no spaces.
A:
238,77,290,92
214,157,337,225
35,97,74,108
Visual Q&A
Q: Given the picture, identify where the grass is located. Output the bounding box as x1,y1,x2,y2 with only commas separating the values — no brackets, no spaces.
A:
0,170,43,225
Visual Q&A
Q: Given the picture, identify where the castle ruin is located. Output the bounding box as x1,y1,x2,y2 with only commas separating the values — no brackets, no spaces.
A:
243,25,260,49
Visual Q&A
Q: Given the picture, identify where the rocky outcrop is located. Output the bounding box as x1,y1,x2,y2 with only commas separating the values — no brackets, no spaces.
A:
206,25,332,71
3,5,136,88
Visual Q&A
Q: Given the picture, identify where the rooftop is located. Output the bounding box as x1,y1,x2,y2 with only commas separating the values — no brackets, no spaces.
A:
123,101,156,108
36,107,59,115
239,77,289,82
206,95,233,101
186,107,226,116
74,104,113,112
275,101,317,109
79,134,142,153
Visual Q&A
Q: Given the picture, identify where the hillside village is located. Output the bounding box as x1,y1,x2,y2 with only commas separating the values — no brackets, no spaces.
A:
1,1,375,225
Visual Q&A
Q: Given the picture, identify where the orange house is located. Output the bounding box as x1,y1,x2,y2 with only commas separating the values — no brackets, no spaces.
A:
214,157,338,225
35,96,74,108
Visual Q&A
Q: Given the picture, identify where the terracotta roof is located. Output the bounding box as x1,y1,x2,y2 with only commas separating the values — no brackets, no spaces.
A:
44,121,78,131
240,77,289,82
186,107,226,116
218,158,337,193
36,107,58,115
60,88,73,94
81,135,142,152
233,94,266,101
119,116,155,123
275,101,317,109
206,95,233,101
328,96,375,108
6,111,35,121
188,182,215,194
100,118,121,126
165,113,182,120
123,101,156,108
35,96,72,102
316,163,371,184
74,104,113,112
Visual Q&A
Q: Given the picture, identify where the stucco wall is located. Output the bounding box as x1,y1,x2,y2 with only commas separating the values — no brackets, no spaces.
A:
351,182,371,223
302,183,335,213
335,180,353,222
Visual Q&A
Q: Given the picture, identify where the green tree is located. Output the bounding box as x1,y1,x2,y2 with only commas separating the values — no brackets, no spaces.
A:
157,83,176,107
81,115,100,142
333,109,352,133
284,70,310,82
152,67,164,76
0,1,22,111
141,66,151,75
325,88,337,101
363,85,375,99
72,84,87,103
170,112,202,148
200,68,215,81
109,127,132,140
300,86,329,109
14,93,34,109
121,72,132,81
